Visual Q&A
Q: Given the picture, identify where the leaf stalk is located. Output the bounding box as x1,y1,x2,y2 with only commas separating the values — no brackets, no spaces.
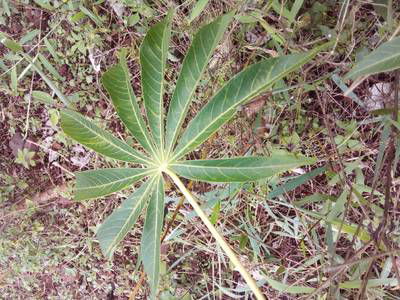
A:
164,168,265,300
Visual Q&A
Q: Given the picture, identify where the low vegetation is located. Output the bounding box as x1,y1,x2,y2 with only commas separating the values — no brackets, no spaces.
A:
1,1,399,299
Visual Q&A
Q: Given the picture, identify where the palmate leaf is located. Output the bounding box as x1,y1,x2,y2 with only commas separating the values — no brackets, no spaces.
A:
171,45,325,160
60,110,150,165
75,168,152,201
56,10,327,299
140,12,172,152
165,12,234,154
102,52,158,157
96,177,157,259
141,175,164,298
171,155,316,182
345,36,400,80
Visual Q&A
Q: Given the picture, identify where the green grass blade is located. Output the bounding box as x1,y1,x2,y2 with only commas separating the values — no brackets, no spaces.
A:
75,168,152,201
60,109,150,165
266,277,315,294
344,36,400,80
339,278,399,289
10,66,17,95
22,53,71,106
268,166,327,198
96,177,156,259
0,32,23,52
79,4,103,27
172,46,324,160
165,12,233,155
372,120,391,187
327,188,349,221
188,0,210,23
170,155,316,182
141,175,164,298
140,12,172,153
32,91,54,105
38,53,64,81
289,0,304,25
102,52,158,157
271,0,292,20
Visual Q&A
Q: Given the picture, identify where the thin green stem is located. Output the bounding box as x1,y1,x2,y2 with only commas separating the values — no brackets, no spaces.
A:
164,169,265,300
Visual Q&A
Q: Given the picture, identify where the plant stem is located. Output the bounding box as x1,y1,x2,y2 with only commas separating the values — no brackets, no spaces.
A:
165,169,266,300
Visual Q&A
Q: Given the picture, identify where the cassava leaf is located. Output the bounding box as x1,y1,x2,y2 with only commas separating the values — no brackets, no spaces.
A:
141,175,164,298
96,177,156,259
345,36,400,80
189,0,210,23
75,168,152,201
172,46,325,160
60,109,150,164
140,12,172,152
102,52,158,157
165,12,233,155
171,155,316,182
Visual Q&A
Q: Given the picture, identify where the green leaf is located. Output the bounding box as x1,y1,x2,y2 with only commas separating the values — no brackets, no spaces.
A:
289,0,305,25
165,12,233,154
2,0,11,17
96,177,156,259
345,36,400,80
330,219,373,244
44,38,60,62
141,175,164,298
75,168,152,201
171,155,316,182
22,53,71,107
33,0,54,10
20,29,40,44
266,277,315,294
79,4,103,27
38,53,64,81
172,47,324,160
327,188,349,221
372,120,391,187
11,66,17,95
189,0,210,22
268,166,327,198
339,278,399,289
210,200,221,225
140,12,172,152
271,0,292,20
32,91,54,105
0,32,23,52
60,109,150,165
102,52,158,157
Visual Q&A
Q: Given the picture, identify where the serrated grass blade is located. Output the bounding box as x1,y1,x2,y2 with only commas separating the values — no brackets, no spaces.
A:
165,12,233,155
96,177,157,259
60,109,150,165
75,168,152,201
171,155,316,182
141,175,164,298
